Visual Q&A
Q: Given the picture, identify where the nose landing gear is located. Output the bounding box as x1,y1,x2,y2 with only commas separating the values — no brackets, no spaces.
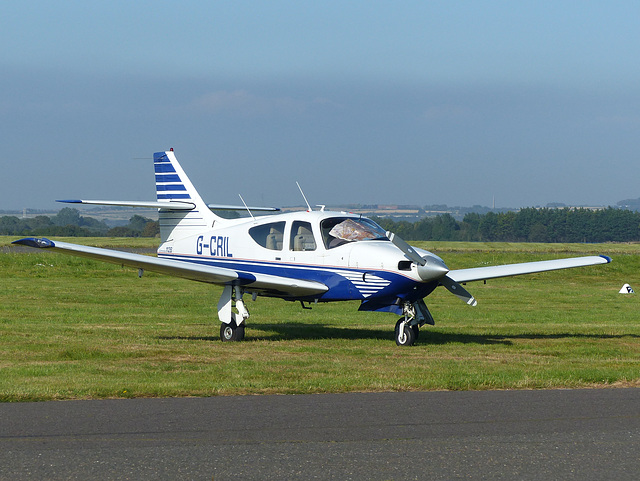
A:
395,318,417,346
394,299,434,346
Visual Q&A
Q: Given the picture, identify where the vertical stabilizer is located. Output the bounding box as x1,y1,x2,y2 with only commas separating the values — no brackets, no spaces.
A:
154,150,219,242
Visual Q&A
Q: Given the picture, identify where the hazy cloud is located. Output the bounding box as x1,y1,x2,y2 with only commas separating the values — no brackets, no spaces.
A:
190,90,338,117
422,105,474,122
594,114,640,129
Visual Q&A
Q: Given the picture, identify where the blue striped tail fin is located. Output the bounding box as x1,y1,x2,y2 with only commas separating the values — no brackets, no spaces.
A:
153,150,219,242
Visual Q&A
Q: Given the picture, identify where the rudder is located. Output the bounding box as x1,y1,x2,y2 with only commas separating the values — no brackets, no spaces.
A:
154,150,219,243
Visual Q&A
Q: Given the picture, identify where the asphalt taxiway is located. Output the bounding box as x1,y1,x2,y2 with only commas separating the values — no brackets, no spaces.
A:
1,388,639,480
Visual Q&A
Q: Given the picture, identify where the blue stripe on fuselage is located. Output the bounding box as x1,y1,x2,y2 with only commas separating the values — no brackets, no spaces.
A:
157,253,419,302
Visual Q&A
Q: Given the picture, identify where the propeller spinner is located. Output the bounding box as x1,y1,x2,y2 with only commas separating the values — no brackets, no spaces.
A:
386,230,477,306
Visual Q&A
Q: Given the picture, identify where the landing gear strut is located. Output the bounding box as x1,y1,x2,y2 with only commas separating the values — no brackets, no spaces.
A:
218,285,249,342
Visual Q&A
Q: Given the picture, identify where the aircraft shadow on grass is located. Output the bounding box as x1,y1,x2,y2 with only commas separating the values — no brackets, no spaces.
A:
159,323,640,345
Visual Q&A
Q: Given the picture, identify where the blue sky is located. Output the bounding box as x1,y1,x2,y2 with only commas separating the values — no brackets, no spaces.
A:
2,1,640,211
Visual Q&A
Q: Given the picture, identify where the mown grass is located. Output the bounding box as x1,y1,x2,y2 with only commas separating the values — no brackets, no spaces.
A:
1,236,639,401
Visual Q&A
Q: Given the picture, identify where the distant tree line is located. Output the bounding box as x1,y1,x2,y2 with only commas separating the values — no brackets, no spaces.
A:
617,197,640,211
373,207,640,243
0,208,159,237
4,206,640,243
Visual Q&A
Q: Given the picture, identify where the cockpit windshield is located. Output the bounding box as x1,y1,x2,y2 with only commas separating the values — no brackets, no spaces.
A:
321,217,388,249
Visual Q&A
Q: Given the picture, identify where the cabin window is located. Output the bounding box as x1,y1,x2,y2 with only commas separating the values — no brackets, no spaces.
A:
290,221,316,251
249,221,285,250
321,217,388,249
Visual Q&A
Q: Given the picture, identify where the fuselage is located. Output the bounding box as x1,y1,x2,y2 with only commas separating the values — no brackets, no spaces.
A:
156,210,448,307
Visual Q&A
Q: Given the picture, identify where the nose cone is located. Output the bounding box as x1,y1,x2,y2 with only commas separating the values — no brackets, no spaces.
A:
416,255,450,282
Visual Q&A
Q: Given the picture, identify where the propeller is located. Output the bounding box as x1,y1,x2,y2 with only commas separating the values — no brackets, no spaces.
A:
386,230,477,306
385,231,426,266
439,275,478,306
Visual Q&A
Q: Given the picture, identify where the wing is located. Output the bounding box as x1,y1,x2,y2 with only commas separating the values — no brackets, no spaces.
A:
448,255,612,283
12,238,328,298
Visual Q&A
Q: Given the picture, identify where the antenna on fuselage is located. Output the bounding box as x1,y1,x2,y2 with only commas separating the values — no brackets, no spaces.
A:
296,182,312,212
238,194,256,220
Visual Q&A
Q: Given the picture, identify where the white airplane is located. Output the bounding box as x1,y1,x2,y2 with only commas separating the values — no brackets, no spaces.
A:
13,149,612,346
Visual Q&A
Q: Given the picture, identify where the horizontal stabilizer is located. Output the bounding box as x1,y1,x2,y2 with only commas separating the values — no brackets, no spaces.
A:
449,255,612,283
208,204,280,212
56,200,280,212
57,199,195,210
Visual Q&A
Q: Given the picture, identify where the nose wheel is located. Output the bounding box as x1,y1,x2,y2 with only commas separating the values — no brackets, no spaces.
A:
395,318,418,346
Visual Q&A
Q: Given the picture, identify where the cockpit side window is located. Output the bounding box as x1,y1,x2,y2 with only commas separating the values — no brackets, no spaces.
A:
290,221,316,251
321,217,388,249
249,221,285,250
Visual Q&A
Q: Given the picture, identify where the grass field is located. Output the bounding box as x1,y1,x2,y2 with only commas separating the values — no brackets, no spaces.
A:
1,236,639,401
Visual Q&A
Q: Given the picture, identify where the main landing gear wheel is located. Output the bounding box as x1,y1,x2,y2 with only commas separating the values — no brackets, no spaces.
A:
395,318,417,346
220,322,245,342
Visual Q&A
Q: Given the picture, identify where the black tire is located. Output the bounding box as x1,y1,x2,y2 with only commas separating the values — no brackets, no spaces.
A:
220,322,245,342
395,318,416,346
411,324,420,340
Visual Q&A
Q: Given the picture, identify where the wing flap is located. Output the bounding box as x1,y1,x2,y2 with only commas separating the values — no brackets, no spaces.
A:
12,238,328,297
448,255,612,283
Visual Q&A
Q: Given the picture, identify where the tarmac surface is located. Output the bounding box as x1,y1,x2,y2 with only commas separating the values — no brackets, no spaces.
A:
1,388,639,480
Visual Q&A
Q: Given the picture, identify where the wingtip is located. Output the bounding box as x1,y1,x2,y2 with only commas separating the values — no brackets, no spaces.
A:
12,237,55,248
600,255,613,263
